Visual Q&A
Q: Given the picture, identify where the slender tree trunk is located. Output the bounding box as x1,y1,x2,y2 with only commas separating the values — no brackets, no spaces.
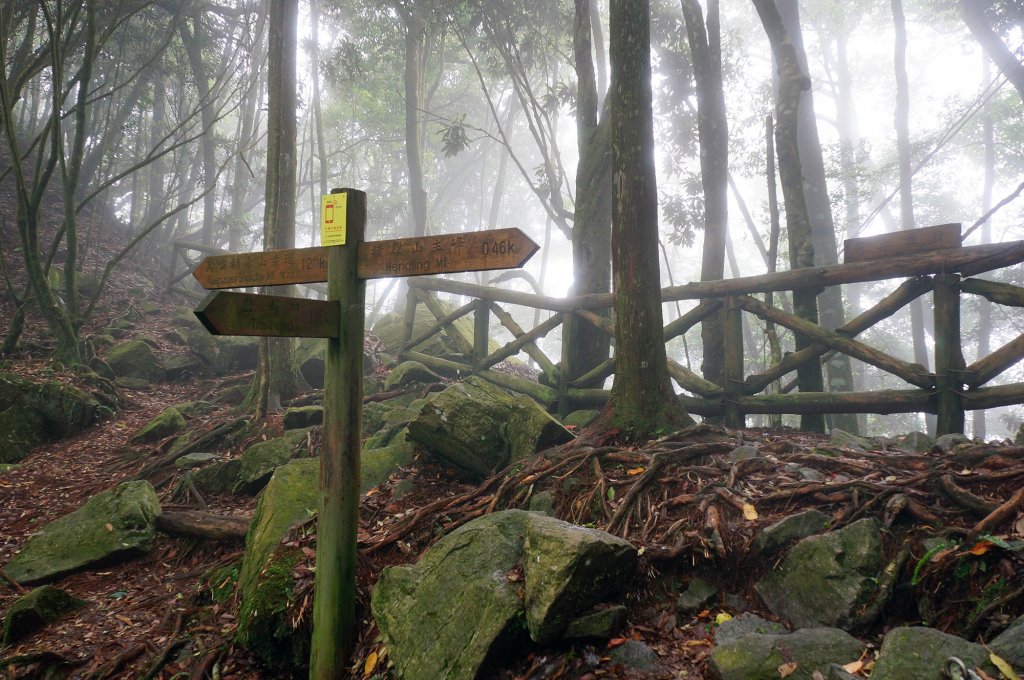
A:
892,0,933,434
960,0,1024,102
682,0,729,395
605,0,692,440
402,5,428,237
566,0,612,389
179,10,218,245
250,0,301,416
310,0,328,202
974,57,994,440
776,0,858,433
753,0,825,432
229,5,267,252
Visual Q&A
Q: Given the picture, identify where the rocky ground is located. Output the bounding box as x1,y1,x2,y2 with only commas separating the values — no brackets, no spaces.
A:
1,260,1023,678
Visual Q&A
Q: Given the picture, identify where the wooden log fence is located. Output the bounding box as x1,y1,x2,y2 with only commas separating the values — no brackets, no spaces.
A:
399,230,1024,436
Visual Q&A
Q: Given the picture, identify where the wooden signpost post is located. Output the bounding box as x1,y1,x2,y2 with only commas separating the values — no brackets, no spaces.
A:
191,188,538,679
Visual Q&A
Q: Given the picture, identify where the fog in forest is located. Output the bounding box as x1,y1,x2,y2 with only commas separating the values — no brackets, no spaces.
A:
2,0,1023,439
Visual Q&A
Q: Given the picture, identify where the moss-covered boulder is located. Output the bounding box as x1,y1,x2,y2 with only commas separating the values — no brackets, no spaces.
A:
106,339,163,382
385,360,441,390
236,458,319,665
163,353,206,381
211,336,259,375
710,628,865,680
192,458,244,494
0,373,103,463
754,518,882,629
131,406,187,444
372,510,532,680
234,428,312,494
523,513,637,643
2,585,86,644
992,615,1024,669
871,627,997,680
752,509,831,556
362,428,416,492
373,306,466,359
4,481,161,585
407,377,573,477
283,405,322,430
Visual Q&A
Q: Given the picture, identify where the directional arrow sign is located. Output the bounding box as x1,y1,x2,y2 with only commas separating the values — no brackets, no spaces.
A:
194,291,339,338
192,228,539,289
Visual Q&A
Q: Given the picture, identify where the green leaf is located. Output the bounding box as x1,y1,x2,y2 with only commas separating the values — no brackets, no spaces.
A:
606,487,615,501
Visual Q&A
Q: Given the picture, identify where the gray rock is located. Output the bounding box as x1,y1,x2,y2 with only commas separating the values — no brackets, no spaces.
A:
872,627,997,680
283,405,323,430
563,605,629,640
728,445,760,462
2,585,86,644
4,481,161,585
210,336,259,375
524,513,637,643
714,613,787,645
610,639,659,671
115,377,151,389
829,429,873,451
371,510,532,680
934,433,971,452
174,452,217,469
991,615,1024,670
753,509,831,555
163,353,205,381
527,490,556,516
676,577,718,616
407,376,573,477
754,518,881,629
710,627,865,680
894,431,934,452
107,339,163,382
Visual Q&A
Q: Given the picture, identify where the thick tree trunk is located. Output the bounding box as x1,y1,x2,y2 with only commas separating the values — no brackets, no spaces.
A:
753,0,825,432
606,0,693,440
960,0,1024,102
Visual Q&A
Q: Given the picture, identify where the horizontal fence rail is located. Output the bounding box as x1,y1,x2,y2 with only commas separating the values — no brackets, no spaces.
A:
399,234,1024,436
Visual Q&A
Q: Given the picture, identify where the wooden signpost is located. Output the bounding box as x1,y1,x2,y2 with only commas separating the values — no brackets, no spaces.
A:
191,188,539,679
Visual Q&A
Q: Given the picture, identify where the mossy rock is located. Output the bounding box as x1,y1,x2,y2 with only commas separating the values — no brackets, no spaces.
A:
106,339,163,382
872,627,997,680
373,306,467,358
4,481,161,585
0,373,103,463
236,546,308,669
710,628,865,680
131,407,187,444
283,406,322,430
211,337,259,375
2,585,86,644
385,360,441,390
362,431,416,491
0,405,46,464
175,400,215,418
234,428,312,495
163,354,206,381
407,377,573,478
193,459,243,494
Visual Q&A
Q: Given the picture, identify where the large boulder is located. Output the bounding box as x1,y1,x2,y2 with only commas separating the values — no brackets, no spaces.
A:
0,373,103,463
524,513,637,643
372,510,531,680
373,306,468,359
4,481,161,585
710,627,865,680
407,377,573,477
236,458,319,667
2,585,86,644
371,510,636,679
871,627,997,680
754,518,882,630
752,509,832,556
131,406,187,444
106,339,163,382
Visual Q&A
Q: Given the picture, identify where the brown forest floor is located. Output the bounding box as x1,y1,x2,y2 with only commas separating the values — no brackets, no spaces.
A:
0,210,1022,677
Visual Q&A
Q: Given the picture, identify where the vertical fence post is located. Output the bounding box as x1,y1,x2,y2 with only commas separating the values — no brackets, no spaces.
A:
310,188,366,679
934,273,965,435
474,299,489,370
723,296,745,428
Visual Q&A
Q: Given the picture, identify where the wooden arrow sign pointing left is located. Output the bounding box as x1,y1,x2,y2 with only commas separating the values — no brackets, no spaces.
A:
194,291,339,338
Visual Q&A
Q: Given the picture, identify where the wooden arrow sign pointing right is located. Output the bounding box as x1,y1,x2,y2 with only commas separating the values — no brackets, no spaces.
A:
194,291,339,338
192,228,539,289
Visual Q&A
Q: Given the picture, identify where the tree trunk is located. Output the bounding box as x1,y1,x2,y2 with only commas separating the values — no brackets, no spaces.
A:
960,0,1024,102
250,0,301,415
566,0,612,389
974,56,994,439
682,0,729,395
892,0,933,434
178,10,219,245
605,0,693,440
752,0,825,433
403,5,428,237
777,0,858,433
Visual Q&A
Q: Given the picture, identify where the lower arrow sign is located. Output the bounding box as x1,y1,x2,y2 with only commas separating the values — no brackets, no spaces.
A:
194,291,339,338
